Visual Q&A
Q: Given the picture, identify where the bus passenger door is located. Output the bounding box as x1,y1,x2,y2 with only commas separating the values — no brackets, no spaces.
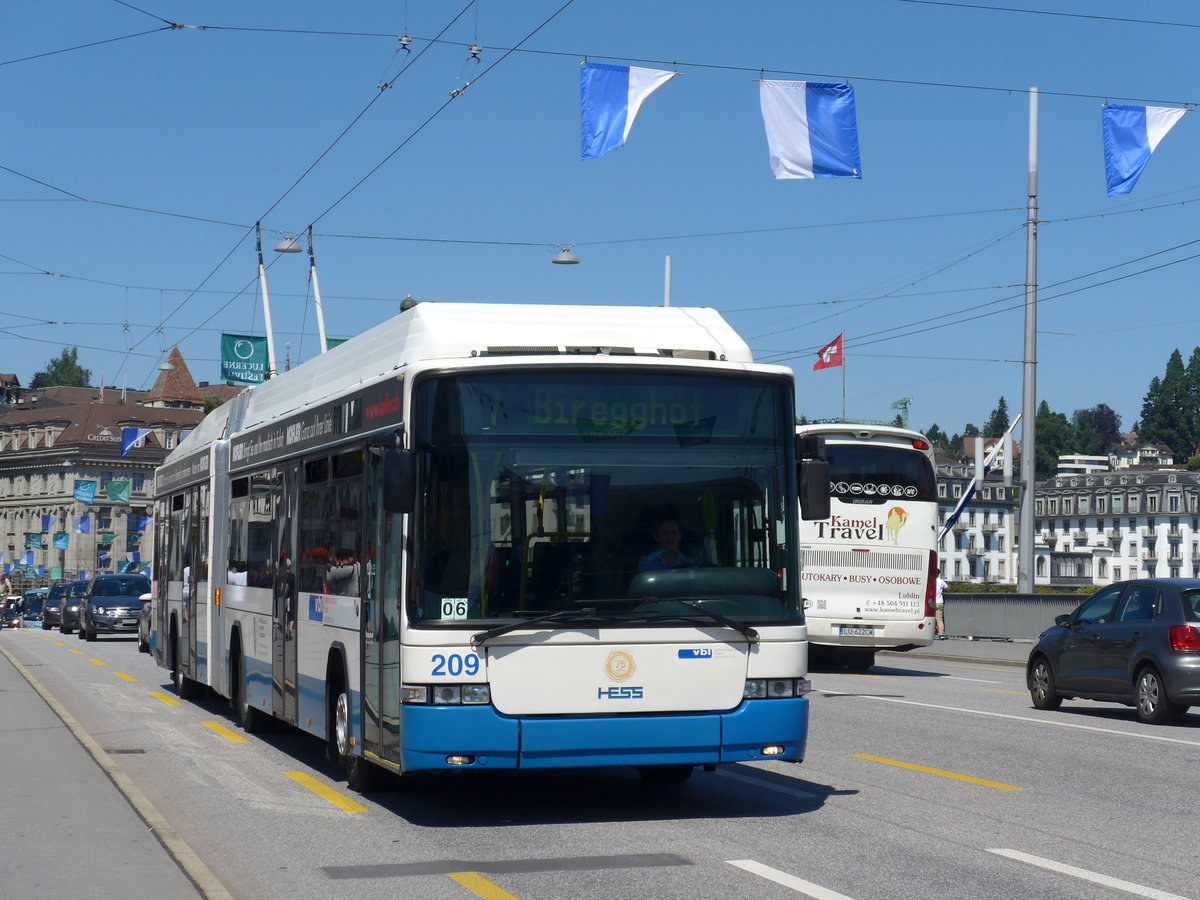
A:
363,448,401,764
272,464,299,724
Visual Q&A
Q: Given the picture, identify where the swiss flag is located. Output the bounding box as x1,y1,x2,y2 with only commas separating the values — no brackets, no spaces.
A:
813,333,844,371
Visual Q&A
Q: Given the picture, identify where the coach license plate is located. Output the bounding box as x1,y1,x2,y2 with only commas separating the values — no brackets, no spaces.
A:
838,625,875,636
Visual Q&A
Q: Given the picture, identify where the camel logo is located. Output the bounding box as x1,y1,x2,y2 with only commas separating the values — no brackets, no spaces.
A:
605,650,636,682
884,507,908,544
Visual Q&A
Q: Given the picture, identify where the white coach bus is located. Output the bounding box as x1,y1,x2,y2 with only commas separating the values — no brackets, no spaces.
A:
795,423,938,670
153,302,829,788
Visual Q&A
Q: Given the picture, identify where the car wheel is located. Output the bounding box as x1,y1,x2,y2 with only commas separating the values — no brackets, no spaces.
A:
1135,665,1186,725
84,626,96,642
77,624,86,640
1029,657,1062,710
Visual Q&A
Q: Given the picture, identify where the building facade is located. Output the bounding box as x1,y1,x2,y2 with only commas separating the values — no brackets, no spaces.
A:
0,351,223,591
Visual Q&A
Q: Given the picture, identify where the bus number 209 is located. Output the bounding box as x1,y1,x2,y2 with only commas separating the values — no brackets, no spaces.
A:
431,653,481,677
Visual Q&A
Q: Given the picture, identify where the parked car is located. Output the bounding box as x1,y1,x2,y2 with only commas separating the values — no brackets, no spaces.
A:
1027,578,1200,724
79,574,152,641
137,592,153,653
59,580,89,635
21,588,47,627
43,582,72,630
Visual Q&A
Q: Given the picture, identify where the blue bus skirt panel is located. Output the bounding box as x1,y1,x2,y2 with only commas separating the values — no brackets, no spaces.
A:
397,697,808,773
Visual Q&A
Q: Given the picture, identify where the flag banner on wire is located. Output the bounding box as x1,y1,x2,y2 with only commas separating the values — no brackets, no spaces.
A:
24,534,40,550
938,414,1021,540
759,81,861,180
106,480,130,504
53,533,69,550
1102,104,1186,196
581,63,677,159
72,515,90,535
73,480,97,504
121,428,152,457
813,333,845,371
41,514,59,532
221,333,268,384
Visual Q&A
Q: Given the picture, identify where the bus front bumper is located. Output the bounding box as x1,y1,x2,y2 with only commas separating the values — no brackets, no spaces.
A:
397,696,808,773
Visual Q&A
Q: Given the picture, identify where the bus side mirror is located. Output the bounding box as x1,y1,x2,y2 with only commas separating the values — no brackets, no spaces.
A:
382,449,415,514
798,459,830,521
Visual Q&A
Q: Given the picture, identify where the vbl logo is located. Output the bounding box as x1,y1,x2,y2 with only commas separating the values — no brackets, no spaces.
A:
678,648,712,659
597,686,644,700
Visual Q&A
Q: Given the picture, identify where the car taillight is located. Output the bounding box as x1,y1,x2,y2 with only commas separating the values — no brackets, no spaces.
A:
924,551,938,619
1168,625,1200,652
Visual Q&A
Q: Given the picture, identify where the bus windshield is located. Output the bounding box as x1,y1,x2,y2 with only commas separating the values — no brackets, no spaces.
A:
411,369,798,625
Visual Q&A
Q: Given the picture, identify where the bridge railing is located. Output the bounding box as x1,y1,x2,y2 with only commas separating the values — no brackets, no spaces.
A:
943,593,1084,641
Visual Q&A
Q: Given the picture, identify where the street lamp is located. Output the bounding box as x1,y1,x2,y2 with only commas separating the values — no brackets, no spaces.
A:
551,247,579,265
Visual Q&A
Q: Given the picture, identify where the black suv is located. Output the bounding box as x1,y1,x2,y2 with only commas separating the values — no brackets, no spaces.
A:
79,574,151,642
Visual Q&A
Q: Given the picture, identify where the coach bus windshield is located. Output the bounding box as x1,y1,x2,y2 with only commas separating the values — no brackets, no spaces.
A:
824,444,937,506
411,369,799,626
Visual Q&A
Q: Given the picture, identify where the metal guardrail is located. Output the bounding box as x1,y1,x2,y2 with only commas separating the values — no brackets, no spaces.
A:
944,593,1084,641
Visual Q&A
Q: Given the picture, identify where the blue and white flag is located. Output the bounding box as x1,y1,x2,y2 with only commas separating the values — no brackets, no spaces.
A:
581,63,677,160
938,415,1021,541
1102,104,1186,196
759,81,861,180
72,515,91,535
121,427,153,457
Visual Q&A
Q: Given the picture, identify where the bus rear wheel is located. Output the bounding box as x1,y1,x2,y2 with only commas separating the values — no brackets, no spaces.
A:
232,643,270,733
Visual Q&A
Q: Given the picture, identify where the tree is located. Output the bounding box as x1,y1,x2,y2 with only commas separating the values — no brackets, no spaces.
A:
31,347,90,388
1070,409,1104,455
983,396,1010,437
1035,400,1072,480
1088,403,1122,443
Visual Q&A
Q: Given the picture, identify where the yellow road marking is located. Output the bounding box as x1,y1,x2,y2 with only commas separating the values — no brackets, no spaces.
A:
41,635,53,640
68,648,83,655
448,872,521,900
53,641,65,646
284,771,367,813
853,754,1024,791
984,689,1027,695
88,657,106,666
202,721,249,744
148,691,182,707
114,672,137,683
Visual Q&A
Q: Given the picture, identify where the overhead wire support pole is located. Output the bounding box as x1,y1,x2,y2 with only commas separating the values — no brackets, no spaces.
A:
255,222,278,378
1018,87,1038,593
307,226,328,353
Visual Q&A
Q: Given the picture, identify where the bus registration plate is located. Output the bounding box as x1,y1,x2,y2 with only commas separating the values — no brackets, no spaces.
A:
838,625,875,636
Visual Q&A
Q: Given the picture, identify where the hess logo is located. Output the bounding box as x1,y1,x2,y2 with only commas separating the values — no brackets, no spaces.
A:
597,686,644,700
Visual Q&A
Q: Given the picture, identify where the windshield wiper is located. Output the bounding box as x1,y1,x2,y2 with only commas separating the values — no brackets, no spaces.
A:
471,607,602,648
631,597,759,644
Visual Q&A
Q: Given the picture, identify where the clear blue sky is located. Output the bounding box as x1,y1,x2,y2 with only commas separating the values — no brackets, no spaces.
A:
4,1,1200,440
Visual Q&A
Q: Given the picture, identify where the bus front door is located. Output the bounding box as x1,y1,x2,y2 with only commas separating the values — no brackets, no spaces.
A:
272,464,299,724
362,449,401,765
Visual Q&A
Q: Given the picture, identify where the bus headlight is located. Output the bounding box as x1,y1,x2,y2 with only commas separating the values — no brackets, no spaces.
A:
744,679,810,699
402,683,491,705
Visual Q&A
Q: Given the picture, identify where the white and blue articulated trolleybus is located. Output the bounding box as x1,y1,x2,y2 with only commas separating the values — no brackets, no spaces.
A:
153,302,830,788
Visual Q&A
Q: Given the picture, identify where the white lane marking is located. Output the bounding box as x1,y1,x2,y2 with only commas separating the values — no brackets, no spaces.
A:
715,768,819,799
728,860,857,900
942,675,1003,684
988,849,1194,900
818,690,1200,747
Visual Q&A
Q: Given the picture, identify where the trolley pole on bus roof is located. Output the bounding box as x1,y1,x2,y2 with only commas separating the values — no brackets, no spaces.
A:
255,222,279,379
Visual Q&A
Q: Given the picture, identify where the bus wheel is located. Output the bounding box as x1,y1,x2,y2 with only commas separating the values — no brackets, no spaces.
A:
172,633,202,700
232,645,270,734
637,765,694,785
843,650,875,672
331,688,379,792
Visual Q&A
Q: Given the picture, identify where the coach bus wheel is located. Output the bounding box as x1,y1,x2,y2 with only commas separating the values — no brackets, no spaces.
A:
637,765,694,785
